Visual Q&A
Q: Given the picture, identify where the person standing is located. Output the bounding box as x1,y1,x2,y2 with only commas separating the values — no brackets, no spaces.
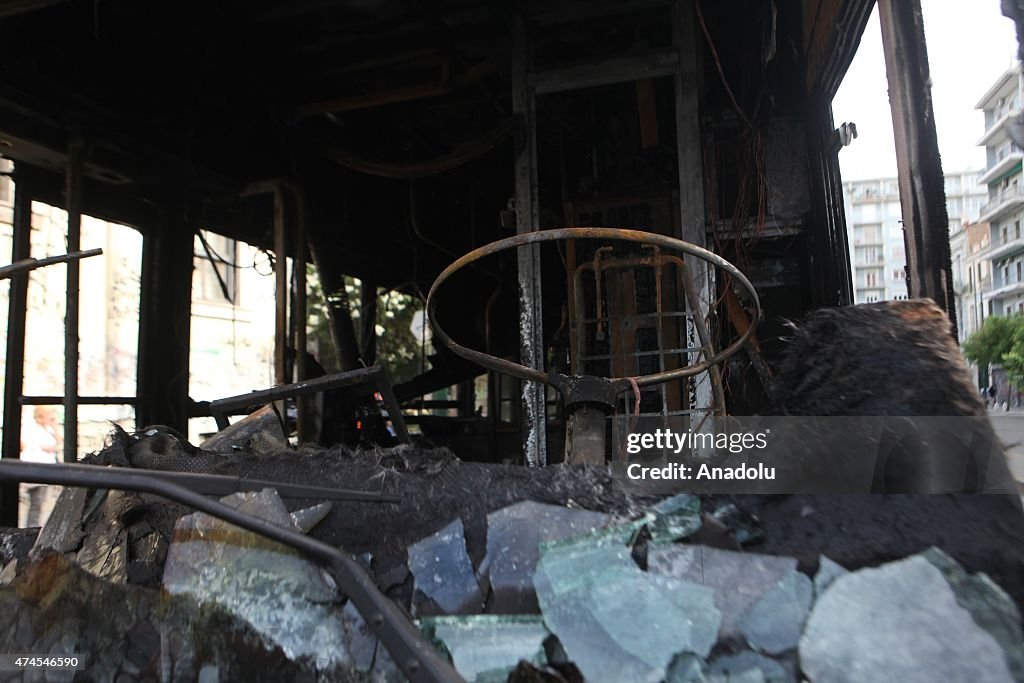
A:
19,405,61,527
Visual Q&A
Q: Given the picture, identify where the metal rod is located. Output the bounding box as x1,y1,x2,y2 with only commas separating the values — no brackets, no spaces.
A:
122,467,401,502
0,460,462,683
274,186,288,385
65,138,84,463
1,171,32,526
293,185,309,441
21,395,137,405
0,248,103,280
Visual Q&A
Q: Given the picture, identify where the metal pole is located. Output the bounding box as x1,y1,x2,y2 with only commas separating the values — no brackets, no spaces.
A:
878,0,957,338
64,138,84,463
0,169,32,526
293,188,310,441
274,187,288,385
673,0,716,428
512,10,546,467
360,278,378,366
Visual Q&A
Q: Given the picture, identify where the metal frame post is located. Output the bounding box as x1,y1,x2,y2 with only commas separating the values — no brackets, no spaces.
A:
136,185,194,432
673,0,716,426
0,169,32,525
63,138,84,462
273,186,288,384
878,0,956,337
512,10,547,467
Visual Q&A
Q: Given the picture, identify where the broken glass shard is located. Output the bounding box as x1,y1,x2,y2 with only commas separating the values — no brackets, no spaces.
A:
290,502,333,533
408,517,484,616
709,651,793,683
739,571,812,654
708,502,763,545
800,552,1015,683
921,548,1024,681
483,500,609,613
813,555,848,597
534,525,720,683
646,494,702,544
666,652,708,683
162,488,348,670
420,615,549,683
648,545,796,642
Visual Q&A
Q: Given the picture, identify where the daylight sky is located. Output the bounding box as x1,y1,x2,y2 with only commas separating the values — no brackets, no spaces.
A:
831,0,1019,180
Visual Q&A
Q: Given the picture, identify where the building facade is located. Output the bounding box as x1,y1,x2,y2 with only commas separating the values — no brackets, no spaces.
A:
844,170,986,306
977,65,1024,318
0,172,277,456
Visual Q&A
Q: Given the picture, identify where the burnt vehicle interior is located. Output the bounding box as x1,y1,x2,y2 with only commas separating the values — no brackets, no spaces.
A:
0,0,1023,681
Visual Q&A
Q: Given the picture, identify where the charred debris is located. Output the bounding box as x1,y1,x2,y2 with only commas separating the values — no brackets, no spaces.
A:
0,0,1023,682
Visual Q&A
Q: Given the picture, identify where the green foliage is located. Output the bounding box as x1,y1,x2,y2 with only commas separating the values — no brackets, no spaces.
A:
962,315,1024,367
963,314,1024,389
306,266,426,385
375,288,427,385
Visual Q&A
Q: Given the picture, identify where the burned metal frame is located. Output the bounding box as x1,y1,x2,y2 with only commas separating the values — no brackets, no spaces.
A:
104,468,400,503
0,248,103,280
570,245,727,411
209,365,411,444
0,459,462,683
427,227,758,462
427,228,759,391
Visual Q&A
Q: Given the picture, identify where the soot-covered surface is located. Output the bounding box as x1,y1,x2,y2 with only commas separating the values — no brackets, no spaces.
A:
770,300,987,416
109,444,642,579
730,493,1024,608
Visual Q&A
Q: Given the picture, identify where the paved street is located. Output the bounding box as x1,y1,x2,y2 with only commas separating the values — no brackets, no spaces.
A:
988,412,1024,485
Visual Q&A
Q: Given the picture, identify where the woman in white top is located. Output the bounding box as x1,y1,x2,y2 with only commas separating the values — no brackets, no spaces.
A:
19,405,60,527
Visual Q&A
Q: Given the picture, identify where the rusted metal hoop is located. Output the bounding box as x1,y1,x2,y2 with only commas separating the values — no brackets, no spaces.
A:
426,227,760,390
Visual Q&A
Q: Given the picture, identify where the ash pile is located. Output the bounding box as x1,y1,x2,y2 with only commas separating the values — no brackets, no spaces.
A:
2,437,1024,682
1,299,1024,681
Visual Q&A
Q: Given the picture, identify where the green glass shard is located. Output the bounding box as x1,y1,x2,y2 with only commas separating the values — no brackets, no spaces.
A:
420,615,549,683
647,494,702,544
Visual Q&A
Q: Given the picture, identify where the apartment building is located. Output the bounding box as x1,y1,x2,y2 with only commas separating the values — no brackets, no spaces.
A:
977,64,1024,318
844,170,985,305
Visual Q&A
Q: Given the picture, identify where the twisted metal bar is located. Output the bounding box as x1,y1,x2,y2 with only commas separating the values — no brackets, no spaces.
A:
0,460,462,683
426,227,760,390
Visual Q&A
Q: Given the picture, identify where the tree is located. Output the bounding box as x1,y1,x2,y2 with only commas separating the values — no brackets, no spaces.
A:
306,267,426,385
962,315,1024,389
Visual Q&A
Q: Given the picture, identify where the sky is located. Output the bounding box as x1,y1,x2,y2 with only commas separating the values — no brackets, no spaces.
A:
831,0,1019,180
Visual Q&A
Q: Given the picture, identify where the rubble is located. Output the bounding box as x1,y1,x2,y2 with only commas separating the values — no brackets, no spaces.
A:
2,437,1023,682
408,517,485,616
533,523,721,683
800,551,1017,683
482,500,610,613
813,555,848,596
738,570,813,654
420,615,550,682
161,488,349,670
648,545,797,642
0,554,325,681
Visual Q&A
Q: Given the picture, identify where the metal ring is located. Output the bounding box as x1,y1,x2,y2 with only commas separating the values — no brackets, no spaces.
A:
426,227,760,390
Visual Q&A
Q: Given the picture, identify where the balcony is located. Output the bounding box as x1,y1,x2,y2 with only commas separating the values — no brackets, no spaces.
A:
976,106,1022,147
978,184,1024,223
987,235,1024,261
985,281,1024,301
978,150,1024,185
853,255,884,267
